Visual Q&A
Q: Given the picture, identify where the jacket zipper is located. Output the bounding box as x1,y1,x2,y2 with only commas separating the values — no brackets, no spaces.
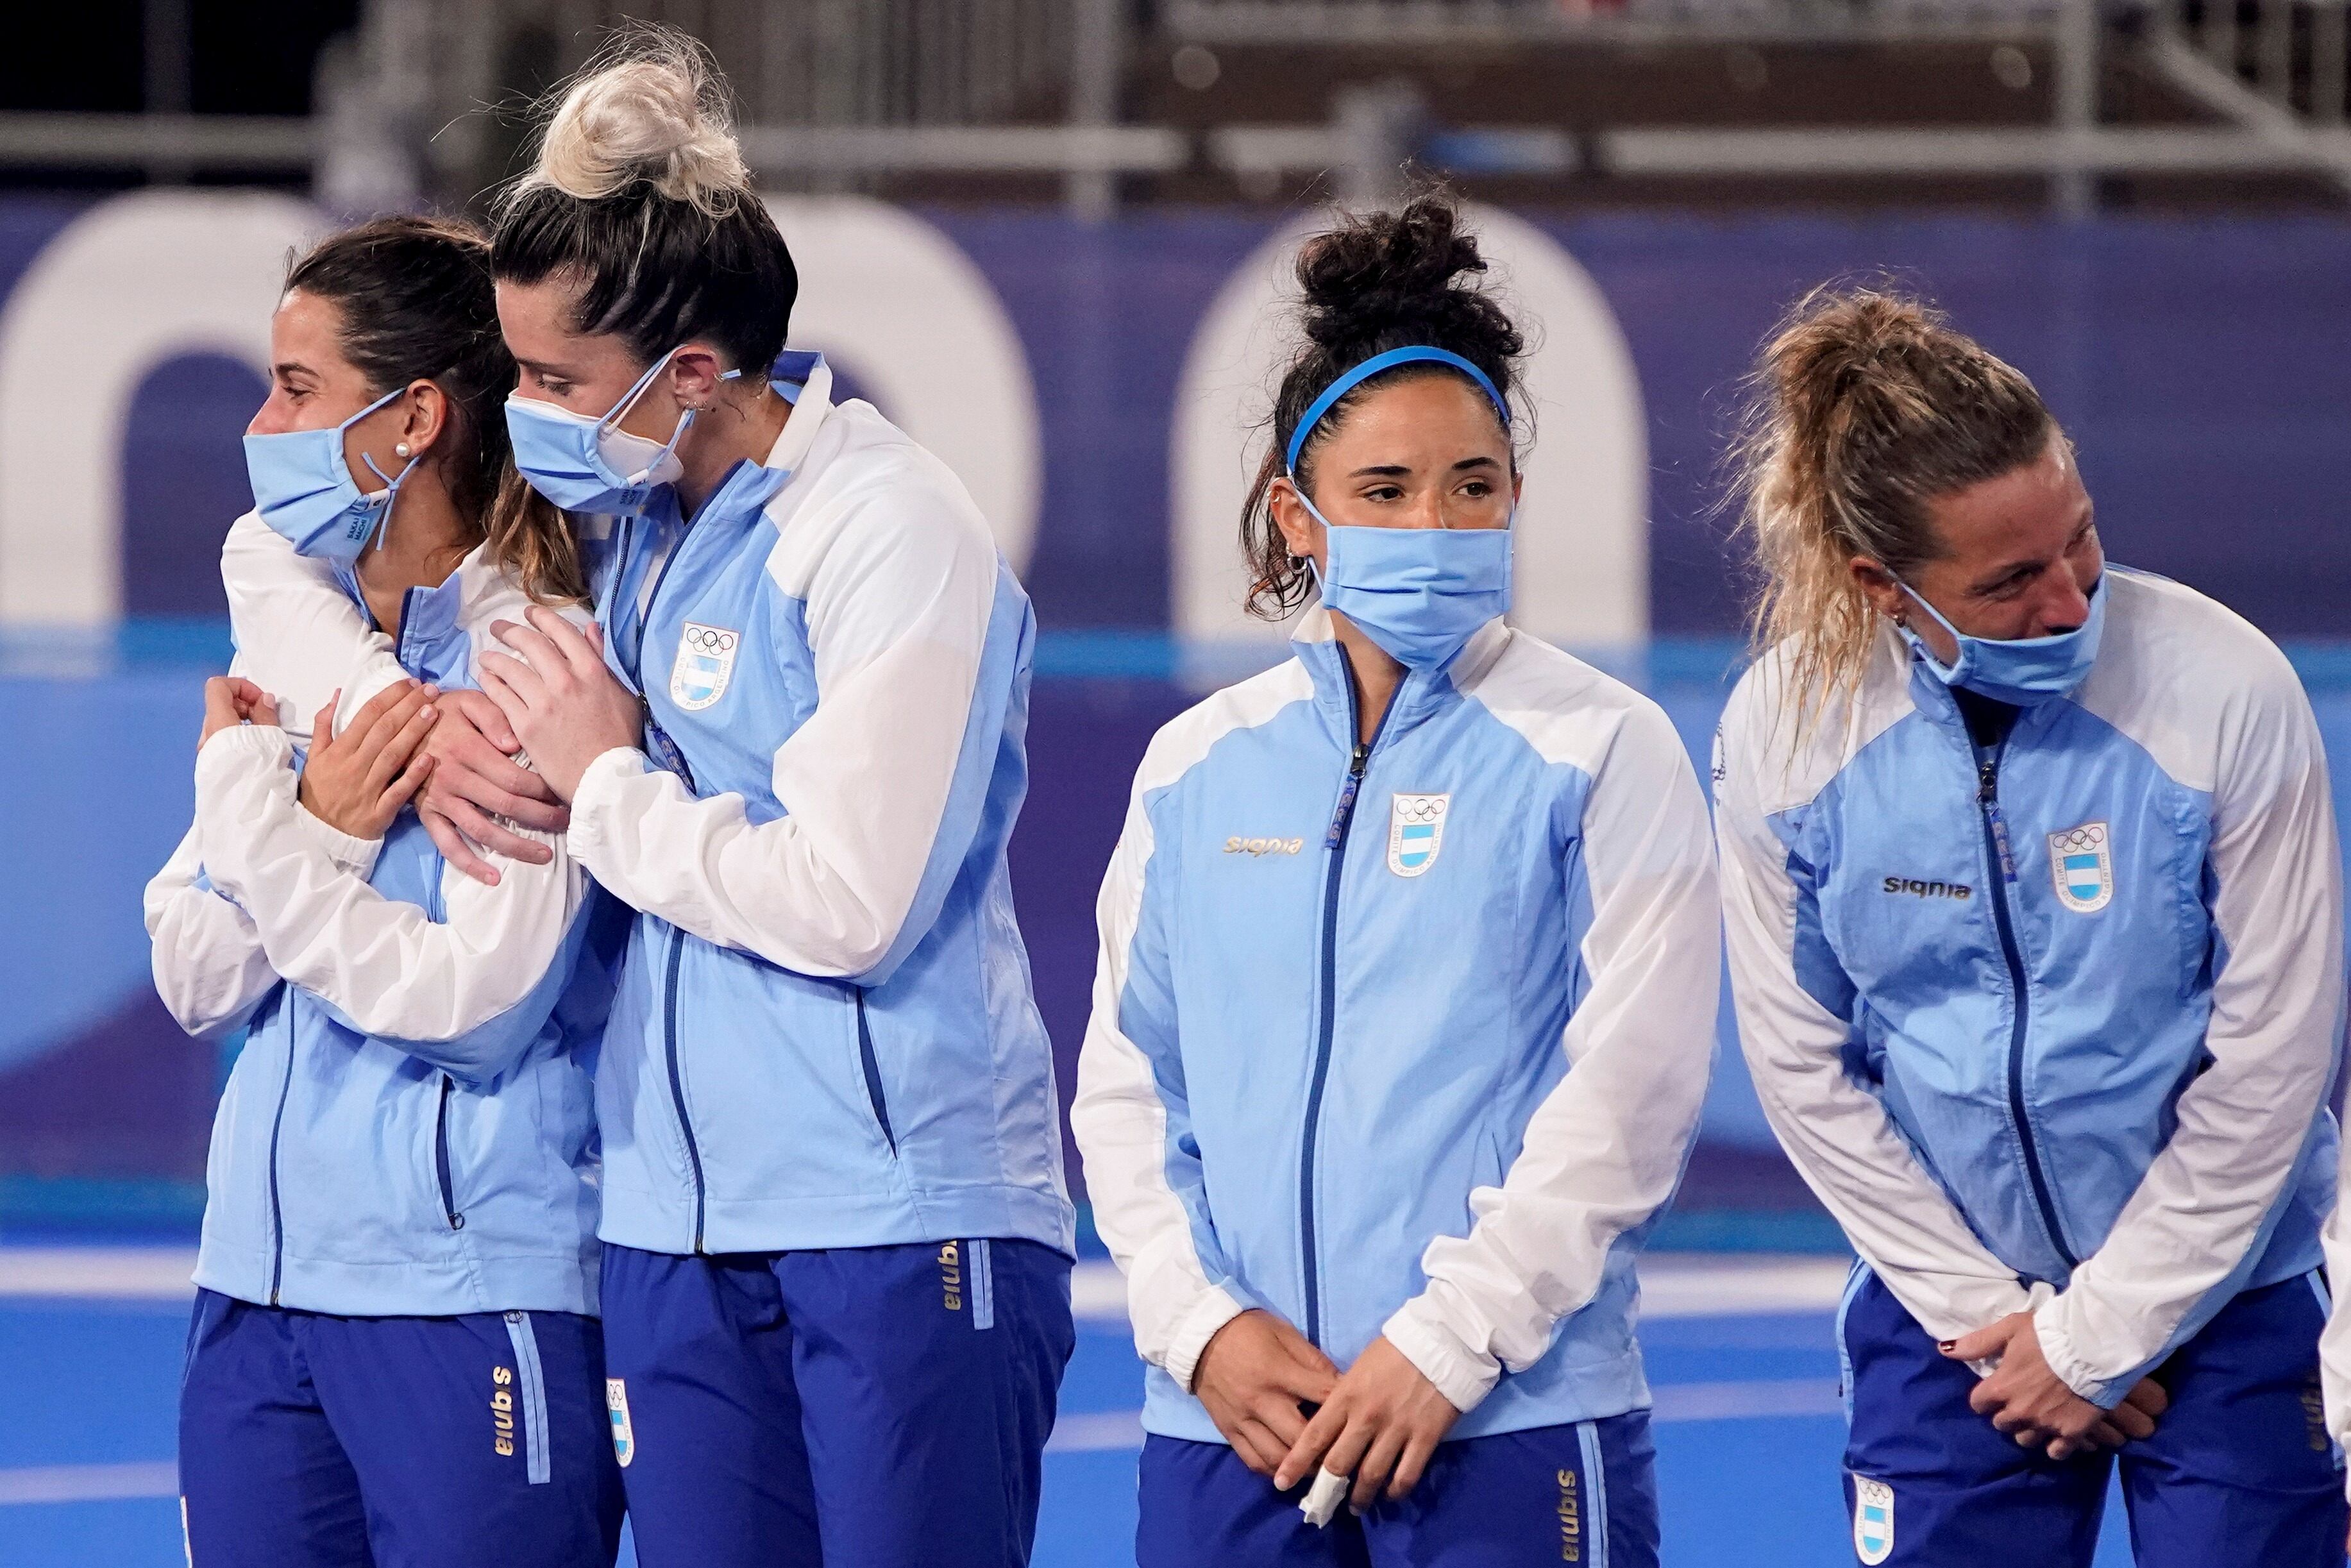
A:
1299,662,1399,1347
266,1004,296,1305
662,929,707,1252
434,1074,464,1230
627,509,710,1251
855,989,897,1154
616,511,702,793
1973,741,2077,1270
394,586,423,668
621,506,700,695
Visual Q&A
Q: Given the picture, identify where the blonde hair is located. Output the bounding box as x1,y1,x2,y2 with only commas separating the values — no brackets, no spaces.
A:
1726,283,2058,740
482,468,589,606
519,24,749,219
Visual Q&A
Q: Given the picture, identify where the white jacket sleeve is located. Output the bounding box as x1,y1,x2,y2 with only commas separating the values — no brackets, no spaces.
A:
143,819,277,1041
2036,662,2344,1406
221,511,406,735
1069,763,1259,1392
190,723,587,1081
567,484,1011,984
1715,693,2039,1344
1381,700,1721,1415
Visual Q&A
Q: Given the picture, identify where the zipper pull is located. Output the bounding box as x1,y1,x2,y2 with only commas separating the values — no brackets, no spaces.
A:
1978,759,2019,884
1325,741,1371,847
1976,753,2018,881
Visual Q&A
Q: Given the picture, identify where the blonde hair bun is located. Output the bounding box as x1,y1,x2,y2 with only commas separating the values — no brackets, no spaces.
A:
525,25,749,218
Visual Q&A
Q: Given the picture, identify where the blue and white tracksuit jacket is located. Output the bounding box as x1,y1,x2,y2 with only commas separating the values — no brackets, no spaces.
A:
1071,610,1721,1441
1714,566,2343,1412
144,544,611,1316
217,354,1073,1263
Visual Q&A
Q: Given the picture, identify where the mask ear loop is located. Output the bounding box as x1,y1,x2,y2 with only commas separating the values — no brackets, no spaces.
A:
1272,472,1331,586
355,448,419,553
342,385,417,553
603,350,750,487
1894,578,1970,644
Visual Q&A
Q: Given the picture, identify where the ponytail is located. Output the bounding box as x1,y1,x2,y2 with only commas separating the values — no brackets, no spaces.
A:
1726,283,2057,738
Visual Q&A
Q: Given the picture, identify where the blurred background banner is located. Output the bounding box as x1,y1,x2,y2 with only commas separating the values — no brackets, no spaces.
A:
9,0,2351,1240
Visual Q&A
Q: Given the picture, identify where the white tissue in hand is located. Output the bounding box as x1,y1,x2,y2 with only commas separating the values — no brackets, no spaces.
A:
1299,1468,1349,1528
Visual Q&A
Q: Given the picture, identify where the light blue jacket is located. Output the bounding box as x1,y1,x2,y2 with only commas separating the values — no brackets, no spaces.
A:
1072,611,1721,1441
560,354,1073,1259
147,546,612,1317
1715,567,2342,1405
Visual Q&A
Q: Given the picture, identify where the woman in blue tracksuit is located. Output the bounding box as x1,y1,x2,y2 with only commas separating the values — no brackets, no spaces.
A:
144,217,623,1565
1070,194,1721,1566
230,30,1075,1567
1714,286,2346,1564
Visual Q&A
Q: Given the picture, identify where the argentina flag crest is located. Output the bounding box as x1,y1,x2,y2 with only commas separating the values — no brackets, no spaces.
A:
1852,1476,1894,1564
670,621,740,712
1386,793,1449,878
2047,821,2113,913
606,1378,635,1467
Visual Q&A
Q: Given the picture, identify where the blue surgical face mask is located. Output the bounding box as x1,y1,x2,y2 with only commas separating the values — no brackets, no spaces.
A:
242,385,417,563
1896,572,2106,706
1283,343,1517,671
1299,489,1513,671
504,347,740,516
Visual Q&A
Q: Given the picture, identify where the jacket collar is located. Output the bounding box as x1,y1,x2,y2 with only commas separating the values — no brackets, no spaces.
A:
1897,630,2071,754
655,351,835,533
762,350,834,475
1288,605,1509,748
333,541,492,681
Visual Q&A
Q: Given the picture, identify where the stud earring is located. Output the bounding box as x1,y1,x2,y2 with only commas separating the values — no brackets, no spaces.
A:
394,443,411,458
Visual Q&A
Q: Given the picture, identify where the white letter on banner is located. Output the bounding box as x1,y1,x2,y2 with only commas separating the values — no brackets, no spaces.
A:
0,190,324,627
1171,204,1647,657
768,197,1039,571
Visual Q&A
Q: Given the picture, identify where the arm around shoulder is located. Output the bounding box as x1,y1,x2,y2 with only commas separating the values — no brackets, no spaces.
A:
566,478,1014,982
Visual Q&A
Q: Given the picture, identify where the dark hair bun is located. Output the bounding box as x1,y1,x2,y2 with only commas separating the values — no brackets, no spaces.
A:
1295,195,1514,366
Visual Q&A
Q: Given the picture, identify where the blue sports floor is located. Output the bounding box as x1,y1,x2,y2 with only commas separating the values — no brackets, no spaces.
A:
0,1251,2145,1567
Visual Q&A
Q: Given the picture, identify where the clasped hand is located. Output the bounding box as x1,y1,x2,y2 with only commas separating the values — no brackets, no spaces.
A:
478,605,643,804
199,675,441,841
1192,1309,1463,1514
1944,1312,2168,1461
401,606,638,889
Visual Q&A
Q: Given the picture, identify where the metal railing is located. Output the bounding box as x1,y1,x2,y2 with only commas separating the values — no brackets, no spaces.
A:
306,0,1102,208
1163,0,2071,43
2144,0,2351,123
12,0,2351,212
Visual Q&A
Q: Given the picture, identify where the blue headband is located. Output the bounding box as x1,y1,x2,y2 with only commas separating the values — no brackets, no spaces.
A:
1284,344,1511,475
